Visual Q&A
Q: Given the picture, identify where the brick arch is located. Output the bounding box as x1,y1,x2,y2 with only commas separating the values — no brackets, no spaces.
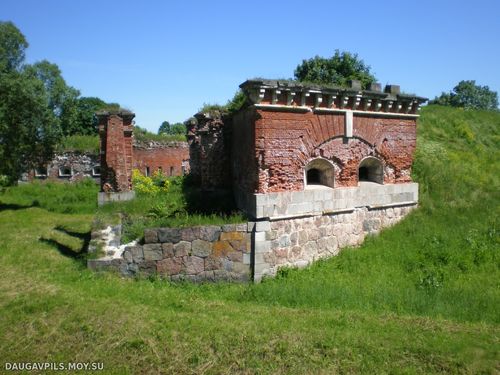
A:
304,158,336,188
315,137,381,187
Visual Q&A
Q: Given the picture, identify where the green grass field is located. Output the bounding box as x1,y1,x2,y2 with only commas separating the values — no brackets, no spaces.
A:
0,105,498,373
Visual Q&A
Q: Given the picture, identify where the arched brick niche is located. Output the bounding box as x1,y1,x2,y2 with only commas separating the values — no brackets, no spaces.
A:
304,158,335,188
358,157,384,184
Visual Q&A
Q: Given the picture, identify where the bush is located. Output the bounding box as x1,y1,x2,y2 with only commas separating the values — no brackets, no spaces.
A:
132,169,170,195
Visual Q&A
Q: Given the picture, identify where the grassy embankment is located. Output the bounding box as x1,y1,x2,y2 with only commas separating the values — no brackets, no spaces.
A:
0,105,498,373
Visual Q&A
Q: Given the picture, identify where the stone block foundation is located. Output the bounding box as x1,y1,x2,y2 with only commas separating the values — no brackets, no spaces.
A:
89,197,416,282
252,204,416,282
89,223,252,282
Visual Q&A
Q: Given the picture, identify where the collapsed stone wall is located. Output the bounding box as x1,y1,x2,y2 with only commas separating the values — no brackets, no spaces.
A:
133,140,190,177
26,152,100,182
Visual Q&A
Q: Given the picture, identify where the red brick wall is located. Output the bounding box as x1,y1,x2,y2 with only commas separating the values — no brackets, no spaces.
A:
231,108,258,194
187,115,231,190
98,114,134,192
133,144,189,177
246,109,417,193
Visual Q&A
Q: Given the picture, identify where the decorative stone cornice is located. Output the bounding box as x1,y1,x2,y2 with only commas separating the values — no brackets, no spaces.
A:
239,79,427,116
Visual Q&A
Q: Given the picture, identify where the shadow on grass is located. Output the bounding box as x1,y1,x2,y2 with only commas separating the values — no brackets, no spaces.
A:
54,225,91,248
39,226,91,267
0,201,39,212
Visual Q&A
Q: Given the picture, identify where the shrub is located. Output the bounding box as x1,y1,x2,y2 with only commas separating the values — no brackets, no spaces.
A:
132,169,170,195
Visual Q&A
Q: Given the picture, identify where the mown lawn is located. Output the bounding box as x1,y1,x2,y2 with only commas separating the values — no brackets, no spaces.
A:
0,105,498,373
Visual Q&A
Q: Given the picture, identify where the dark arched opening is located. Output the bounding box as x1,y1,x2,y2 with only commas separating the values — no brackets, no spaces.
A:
358,157,383,184
305,158,335,188
306,168,321,184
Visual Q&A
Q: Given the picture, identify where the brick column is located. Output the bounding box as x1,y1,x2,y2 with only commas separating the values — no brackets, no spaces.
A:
97,110,136,205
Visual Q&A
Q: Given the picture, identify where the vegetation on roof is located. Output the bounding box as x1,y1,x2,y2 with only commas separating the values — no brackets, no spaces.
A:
57,135,100,154
198,90,247,117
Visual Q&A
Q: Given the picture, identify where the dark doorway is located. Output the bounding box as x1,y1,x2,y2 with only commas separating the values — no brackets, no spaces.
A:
358,157,383,184
359,166,369,181
306,168,321,185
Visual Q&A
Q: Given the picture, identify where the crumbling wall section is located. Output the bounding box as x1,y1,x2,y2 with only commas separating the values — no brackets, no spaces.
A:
89,223,252,282
98,111,135,192
187,113,231,190
26,152,100,182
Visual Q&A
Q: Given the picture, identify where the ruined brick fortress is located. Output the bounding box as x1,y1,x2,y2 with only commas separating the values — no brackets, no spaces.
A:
93,79,427,282
26,112,189,187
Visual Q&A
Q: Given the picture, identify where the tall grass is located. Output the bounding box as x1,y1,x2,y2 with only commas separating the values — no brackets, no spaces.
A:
2,179,98,214
97,177,246,242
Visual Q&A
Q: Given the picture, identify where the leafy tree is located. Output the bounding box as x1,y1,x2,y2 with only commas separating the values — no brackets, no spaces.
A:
170,123,186,135
225,90,246,114
158,121,170,135
0,68,59,184
158,121,186,136
198,90,248,117
431,80,498,110
0,21,28,72
0,22,60,184
25,60,82,136
74,97,119,135
294,49,376,89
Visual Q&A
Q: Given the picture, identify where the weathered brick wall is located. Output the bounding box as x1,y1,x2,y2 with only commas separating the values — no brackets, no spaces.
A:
251,109,417,193
133,140,189,177
187,113,231,189
231,107,259,201
98,112,134,192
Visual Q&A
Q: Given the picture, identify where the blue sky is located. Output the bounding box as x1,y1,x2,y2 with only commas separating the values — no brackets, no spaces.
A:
3,0,499,132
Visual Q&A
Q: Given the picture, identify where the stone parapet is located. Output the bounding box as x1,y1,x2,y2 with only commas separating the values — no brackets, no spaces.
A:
239,182,418,220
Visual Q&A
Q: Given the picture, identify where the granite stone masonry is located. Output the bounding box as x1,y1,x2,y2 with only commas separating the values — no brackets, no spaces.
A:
88,201,415,282
252,204,415,281
92,223,252,282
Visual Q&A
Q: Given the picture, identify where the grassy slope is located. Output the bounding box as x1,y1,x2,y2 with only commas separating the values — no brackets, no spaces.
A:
0,105,498,374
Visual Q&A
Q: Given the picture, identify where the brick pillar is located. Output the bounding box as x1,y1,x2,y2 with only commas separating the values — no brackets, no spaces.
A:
97,110,135,204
